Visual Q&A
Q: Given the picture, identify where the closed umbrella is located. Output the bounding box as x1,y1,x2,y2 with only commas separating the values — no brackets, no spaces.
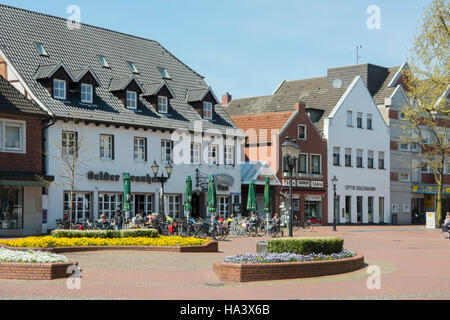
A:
247,178,257,213
263,176,271,215
123,172,131,222
184,175,192,221
207,174,217,215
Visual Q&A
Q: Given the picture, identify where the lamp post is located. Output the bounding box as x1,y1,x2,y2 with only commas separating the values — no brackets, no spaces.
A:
332,175,338,232
151,160,173,220
281,136,300,237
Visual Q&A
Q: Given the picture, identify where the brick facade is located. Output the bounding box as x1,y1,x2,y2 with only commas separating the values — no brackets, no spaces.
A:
0,261,77,280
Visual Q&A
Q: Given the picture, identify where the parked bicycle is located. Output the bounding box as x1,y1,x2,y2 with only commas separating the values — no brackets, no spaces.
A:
292,215,313,232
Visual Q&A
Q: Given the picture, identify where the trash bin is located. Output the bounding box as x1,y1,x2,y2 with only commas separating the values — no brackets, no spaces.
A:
391,213,398,225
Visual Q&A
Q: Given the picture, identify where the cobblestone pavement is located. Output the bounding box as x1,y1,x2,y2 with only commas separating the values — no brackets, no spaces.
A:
0,225,449,300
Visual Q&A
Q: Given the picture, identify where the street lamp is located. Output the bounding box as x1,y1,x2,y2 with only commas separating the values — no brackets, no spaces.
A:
332,175,338,232
151,160,173,220
281,135,300,237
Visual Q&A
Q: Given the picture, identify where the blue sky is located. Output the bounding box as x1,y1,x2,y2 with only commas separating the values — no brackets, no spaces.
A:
1,0,430,100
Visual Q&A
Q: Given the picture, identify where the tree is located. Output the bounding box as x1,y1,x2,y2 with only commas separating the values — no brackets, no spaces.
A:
400,0,450,225
51,120,95,226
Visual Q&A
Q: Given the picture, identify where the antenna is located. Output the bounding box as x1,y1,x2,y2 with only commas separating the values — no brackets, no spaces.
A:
356,45,362,64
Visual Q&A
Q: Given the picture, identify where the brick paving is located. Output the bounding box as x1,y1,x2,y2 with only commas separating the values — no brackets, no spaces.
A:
0,225,449,300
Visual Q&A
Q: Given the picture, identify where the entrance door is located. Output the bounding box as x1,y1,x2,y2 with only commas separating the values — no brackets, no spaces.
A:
191,193,201,219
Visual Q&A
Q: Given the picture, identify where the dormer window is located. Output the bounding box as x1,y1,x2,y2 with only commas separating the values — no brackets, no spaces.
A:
34,42,48,57
158,96,168,113
127,61,139,74
126,91,137,109
81,83,93,104
157,67,171,79
98,55,110,68
53,79,66,100
203,102,213,120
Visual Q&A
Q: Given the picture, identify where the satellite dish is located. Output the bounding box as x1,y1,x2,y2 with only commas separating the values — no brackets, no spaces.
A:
332,78,342,89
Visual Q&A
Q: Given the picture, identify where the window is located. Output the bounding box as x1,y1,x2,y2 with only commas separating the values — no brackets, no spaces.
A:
421,162,429,173
53,79,66,100
378,151,385,169
203,102,213,120
34,42,48,57
127,61,139,74
333,147,340,166
161,140,172,163
357,196,363,223
191,143,201,165
356,149,363,168
357,113,363,128
311,155,321,174
100,134,113,160
368,151,374,168
157,67,171,79
64,192,91,223
62,131,78,156
399,143,409,151
345,196,351,223
400,112,405,119
368,197,374,223
164,195,181,218
218,196,231,218
98,55,110,68
367,114,373,129
132,194,154,216
345,148,352,167
379,197,385,223
347,111,353,127
400,173,410,182
98,193,123,219
126,91,137,109
298,125,307,140
81,83,93,103
224,146,234,166
4,122,23,151
297,153,308,174
208,144,218,165
0,186,23,229
158,96,168,113
133,137,146,161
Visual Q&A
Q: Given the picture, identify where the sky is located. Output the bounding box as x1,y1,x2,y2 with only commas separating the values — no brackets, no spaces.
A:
0,0,431,100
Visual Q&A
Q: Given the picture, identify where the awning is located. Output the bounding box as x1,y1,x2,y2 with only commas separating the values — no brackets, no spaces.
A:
0,180,49,187
0,172,54,187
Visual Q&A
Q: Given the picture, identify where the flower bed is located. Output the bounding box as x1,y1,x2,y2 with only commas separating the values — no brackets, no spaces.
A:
0,247,77,280
50,229,159,238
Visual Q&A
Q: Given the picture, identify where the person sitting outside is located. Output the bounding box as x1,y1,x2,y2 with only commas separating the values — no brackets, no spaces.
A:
166,214,174,224
218,214,225,224
271,213,281,228
441,212,450,239
132,213,142,228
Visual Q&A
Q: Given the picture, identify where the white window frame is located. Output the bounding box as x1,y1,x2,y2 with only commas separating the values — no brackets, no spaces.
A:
347,111,353,127
53,79,66,100
356,149,363,168
399,143,410,151
420,162,429,173
0,120,25,153
368,150,374,168
297,153,308,174
218,196,231,218
357,112,363,129
298,124,307,140
100,134,113,160
98,55,110,68
133,137,146,161
191,142,201,165
62,130,78,157
126,91,137,110
378,151,385,169
208,144,218,165
345,148,352,167
367,114,373,129
164,194,181,218
158,96,168,113
224,145,235,166
399,173,410,182
333,147,340,166
81,83,93,104
161,140,173,163
203,102,213,120
127,61,139,74
310,154,322,175
35,42,48,56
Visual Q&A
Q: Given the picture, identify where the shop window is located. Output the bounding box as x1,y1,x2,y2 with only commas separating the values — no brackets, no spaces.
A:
64,192,91,223
0,186,23,229
98,193,123,219
164,195,181,218
357,196,363,223
368,197,374,223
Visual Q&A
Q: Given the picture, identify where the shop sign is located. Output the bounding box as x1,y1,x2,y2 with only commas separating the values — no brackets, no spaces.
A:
305,195,322,202
345,185,376,191
87,171,155,184
311,181,324,188
215,174,234,187
282,179,310,187
412,185,450,195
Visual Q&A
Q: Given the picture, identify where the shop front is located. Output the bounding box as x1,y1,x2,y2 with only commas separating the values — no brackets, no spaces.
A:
411,184,450,223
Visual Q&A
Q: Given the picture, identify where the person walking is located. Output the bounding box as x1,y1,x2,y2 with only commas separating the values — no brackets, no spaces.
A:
441,212,450,239
114,210,123,230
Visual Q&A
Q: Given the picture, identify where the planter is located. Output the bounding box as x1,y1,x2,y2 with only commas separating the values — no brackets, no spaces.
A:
0,240,218,253
0,261,78,280
213,254,364,282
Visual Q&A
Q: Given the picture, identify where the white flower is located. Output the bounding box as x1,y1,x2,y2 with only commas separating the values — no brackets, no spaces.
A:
0,248,69,263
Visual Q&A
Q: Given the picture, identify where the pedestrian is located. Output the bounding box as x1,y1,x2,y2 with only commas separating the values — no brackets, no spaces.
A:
114,210,123,230
442,212,450,239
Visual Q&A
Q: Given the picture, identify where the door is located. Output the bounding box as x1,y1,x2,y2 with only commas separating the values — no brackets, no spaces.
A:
191,194,200,219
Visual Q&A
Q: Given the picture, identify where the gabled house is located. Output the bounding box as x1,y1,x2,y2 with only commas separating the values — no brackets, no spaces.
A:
0,5,244,230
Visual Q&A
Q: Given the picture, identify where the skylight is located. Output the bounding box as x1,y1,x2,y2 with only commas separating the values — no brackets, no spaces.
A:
157,67,171,79
127,61,139,74
98,55,110,68
34,42,48,57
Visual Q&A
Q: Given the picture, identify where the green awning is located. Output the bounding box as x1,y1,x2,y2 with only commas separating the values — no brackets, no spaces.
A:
0,180,48,187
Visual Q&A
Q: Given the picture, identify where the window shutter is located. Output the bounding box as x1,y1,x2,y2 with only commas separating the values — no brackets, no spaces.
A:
112,135,115,160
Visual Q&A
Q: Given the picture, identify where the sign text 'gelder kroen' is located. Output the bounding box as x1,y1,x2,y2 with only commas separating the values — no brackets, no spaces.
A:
87,171,155,184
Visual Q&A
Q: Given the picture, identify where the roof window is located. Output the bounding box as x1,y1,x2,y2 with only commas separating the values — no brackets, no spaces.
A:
98,55,110,68
34,42,49,57
128,61,139,74
157,67,171,79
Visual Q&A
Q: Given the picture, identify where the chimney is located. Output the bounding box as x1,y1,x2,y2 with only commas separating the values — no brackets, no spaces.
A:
294,101,306,111
222,92,232,106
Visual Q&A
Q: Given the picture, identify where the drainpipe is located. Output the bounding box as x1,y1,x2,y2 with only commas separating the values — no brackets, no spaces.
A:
41,116,56,235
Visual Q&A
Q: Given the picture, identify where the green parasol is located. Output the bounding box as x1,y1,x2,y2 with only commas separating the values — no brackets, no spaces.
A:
263,176,271,214
247,178,257,212
207,174,217,213
184,175,192,211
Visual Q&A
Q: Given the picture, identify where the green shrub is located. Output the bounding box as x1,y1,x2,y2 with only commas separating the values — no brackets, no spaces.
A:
268,237,344,255
51,229,159,239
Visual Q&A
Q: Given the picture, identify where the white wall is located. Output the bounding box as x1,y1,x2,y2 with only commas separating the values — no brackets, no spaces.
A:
324,77,391,224
45,121,242,228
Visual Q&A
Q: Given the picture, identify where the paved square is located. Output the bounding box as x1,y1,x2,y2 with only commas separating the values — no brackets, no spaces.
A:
0,225,449,300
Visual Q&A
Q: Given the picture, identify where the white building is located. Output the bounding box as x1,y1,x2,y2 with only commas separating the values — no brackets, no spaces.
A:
324,76,391,224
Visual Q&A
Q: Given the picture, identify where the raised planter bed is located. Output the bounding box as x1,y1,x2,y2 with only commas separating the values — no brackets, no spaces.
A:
0,261,78,280
0,240,218,253
213,254,365,282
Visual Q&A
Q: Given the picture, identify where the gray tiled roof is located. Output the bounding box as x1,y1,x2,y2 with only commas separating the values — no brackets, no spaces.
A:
0,5,238,133
0,75,47,116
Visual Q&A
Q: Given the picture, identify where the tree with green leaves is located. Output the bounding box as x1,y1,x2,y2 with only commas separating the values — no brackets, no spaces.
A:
399,0,449,225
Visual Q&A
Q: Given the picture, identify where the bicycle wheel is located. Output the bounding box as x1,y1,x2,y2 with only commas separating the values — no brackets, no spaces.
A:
256,222,267,236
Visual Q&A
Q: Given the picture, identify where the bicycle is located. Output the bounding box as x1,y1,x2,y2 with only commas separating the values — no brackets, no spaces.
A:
292,215,313,232
267,221,284,238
